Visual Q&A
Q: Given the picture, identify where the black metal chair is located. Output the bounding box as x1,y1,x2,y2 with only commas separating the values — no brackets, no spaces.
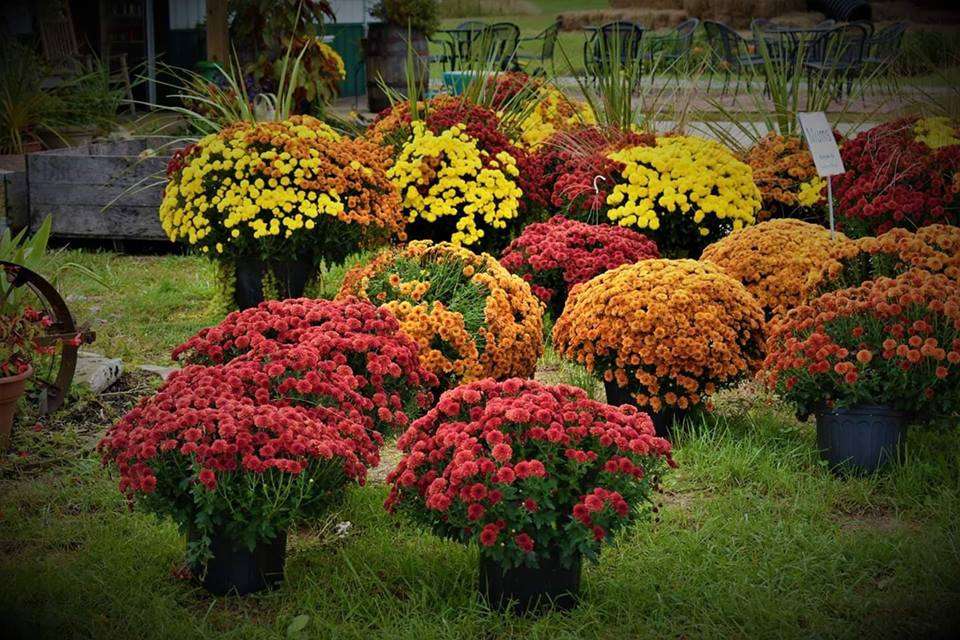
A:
803,23,870,98
644,18,699,81
515,19,559,76
864,21,906,70
477,22,521,71
584,21,645,87
702,20,764,95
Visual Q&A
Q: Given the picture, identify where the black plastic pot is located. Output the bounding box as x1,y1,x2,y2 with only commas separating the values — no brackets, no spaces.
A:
815,404,907,475
479,550,581,614
603,380,684,440
191,529,288,596
233,257,314,310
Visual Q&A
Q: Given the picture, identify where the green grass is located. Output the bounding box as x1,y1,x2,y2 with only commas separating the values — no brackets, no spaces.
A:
2,252,960,639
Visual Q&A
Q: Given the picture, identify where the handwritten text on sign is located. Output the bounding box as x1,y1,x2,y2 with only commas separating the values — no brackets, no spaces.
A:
798,112,845,177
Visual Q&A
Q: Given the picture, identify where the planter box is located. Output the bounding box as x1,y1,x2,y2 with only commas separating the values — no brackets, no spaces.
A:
0,157,28,233
27,138,173,241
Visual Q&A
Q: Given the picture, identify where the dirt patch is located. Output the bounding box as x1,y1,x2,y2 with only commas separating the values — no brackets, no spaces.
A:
368,442,404,484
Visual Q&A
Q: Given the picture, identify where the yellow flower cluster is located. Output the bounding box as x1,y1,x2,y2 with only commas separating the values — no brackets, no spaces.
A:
701,219,845,317
914,116,960,149
159,116,403,260
338,241,543,386
745,133,824,221
316,41,346,80
387,122,522,247
605,136,760,255
553,259,766,411
517,87,595,149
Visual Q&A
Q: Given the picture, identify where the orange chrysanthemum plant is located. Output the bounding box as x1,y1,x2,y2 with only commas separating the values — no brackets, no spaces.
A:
811,225,960,294
701,219,845,319
745,133,826,223
338,241,544,389
553,259,766,434
763,269,960,422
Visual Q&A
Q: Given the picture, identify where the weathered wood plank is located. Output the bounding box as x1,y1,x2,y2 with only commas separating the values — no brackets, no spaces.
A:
30,181,165,207
35,203,169,240
28,154,167,187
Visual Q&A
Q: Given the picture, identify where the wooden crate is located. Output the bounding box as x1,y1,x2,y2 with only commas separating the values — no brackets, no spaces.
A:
27,138,173,241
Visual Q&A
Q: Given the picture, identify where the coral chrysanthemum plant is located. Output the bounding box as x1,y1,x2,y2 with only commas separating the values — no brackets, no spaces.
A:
763,269,960,420
385,378,673,569
701,219,844,318
98,357,381,567
338,241,543,388
833,117,960,237
744,133,825,222
499,215,659,316
172,297,439,433
553,259,766,412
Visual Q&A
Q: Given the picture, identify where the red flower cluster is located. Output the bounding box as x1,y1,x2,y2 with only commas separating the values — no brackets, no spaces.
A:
763,268,960,419
1,304,53,377
499,215,659,314
485,72,539,110
172,297,438,433
385,378,673,569
165,142,197,177
833,118,960,237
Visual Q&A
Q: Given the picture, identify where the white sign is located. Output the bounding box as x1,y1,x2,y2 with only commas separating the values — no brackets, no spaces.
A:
798,112,845,177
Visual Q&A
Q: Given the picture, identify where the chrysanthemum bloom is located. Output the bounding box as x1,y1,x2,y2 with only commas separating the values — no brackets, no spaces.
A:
744,133,825,222
553,259,766,412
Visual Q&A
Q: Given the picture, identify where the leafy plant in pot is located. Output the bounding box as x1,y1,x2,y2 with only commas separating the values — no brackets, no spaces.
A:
0,304,51,450
160,116,404,311
552,259,766,439
98,348,382,595
763,268,960,475
386,378,673,613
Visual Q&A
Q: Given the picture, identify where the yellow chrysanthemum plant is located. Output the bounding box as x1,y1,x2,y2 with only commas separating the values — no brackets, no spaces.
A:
517,86,596,150
337,240,544,390
913,116,960,149
366,95,547,253
603,136,762,258
701,219,845,319
160,115,405,310
553,259,766,437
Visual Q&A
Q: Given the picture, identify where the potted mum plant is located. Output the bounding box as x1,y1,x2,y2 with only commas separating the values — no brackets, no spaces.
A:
99,353,381,595
763,269,960,475
499,215,659,319
160,116,404,310
386,378,673,613
0,305,50,450
553,259,766,438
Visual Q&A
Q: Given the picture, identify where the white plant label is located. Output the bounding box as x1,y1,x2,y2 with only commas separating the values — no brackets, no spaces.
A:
797,112,845,177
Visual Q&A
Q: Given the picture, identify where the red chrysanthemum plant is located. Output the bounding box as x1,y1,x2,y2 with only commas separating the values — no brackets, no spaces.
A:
385,378,674,570
172,297,439,434
500,215,659,317
98,354,381,570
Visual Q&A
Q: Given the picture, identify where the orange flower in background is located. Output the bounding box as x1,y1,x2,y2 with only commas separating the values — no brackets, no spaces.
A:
745,133,825,223
552,259,766,411
338,241,543,387
701,219,845,318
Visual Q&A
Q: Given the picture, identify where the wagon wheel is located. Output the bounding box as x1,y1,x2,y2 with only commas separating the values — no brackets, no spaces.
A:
1,261,96,414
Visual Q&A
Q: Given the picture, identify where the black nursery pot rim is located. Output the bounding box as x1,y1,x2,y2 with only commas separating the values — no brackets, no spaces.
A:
817,403,907,417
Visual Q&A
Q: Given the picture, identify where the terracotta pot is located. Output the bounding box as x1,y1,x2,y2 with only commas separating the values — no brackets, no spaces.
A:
0,366,32,451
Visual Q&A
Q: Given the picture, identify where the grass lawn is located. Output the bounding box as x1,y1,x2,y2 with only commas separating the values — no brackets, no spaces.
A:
2,252,960,639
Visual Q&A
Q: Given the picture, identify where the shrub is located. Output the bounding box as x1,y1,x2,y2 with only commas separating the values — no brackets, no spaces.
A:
833,117,960,237
763,269,960,420
172,297,439,433
744,133,825,222
385,378,674,569
98,358,381,567
553,259,766,412
499,215,659,315
338,241,543,388
161,116,403,265
701,219,843,318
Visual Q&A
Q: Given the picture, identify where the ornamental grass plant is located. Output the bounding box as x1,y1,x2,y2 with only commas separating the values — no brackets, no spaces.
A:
553,259,766,413
499,215,659,317
337,241,543,389
701,219,844,318
763,269,960,421
385,378,674,569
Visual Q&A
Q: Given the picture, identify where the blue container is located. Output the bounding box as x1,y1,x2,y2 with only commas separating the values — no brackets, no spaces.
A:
816,404,907,475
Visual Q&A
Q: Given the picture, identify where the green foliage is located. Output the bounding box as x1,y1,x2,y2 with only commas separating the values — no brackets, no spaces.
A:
371,0,440,35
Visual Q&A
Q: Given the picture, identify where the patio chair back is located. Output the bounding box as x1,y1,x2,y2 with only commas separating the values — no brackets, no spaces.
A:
703,20,752,70
479,22,521,71
586,21,644,73
539,20,560,64
670,18,699,57
805,23,869,68
38,0,82,68
867,21,906,64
